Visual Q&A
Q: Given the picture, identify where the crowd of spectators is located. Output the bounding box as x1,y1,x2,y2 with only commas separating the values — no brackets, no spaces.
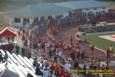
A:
15,9,115,77
31,37,110,77
17,9,115,50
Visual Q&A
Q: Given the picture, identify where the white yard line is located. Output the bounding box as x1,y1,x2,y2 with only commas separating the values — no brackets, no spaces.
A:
99,35,115,42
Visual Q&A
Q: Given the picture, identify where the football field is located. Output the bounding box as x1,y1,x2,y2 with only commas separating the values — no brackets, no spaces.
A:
81,32,115,54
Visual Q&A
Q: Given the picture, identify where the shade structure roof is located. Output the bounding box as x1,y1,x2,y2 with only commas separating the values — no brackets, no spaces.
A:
0,27,17,37
5,1,111,17
6,3,71,17
54,1,111,10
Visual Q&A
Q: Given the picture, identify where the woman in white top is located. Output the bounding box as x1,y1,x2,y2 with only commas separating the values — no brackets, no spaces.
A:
64,60,72,71
41,67,49,77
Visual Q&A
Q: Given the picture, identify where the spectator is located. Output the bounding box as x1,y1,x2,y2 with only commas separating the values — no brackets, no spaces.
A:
33,58,38,67
59,66,65,77
35,64,43,76
27,73,33,77
0,51,3,63
73,59,79,69
41,67,49,77
21,48,26,56
4,51,8,62
106,48,111,63
80,48,85,60
70,51,75,61
64,60,72,71
16,45,19,54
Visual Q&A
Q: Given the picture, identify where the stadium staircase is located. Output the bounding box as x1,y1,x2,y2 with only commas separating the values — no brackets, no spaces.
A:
0,49,42,77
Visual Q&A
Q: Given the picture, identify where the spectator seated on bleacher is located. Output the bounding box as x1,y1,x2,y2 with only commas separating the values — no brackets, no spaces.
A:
27,73,33,77
0,51,3,63
4,51,8,62
35,63,43,76
33,58,38,67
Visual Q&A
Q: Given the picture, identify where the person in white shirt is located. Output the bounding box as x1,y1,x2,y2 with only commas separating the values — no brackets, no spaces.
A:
56,47,63,63
64,60,72,71
41,67,49,77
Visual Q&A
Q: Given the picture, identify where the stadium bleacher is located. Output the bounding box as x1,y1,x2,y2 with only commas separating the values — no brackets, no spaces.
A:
79,24,115,33
0,63,5,76
0,49,42,77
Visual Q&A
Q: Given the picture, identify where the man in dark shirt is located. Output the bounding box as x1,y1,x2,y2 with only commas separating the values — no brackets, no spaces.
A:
0,51,3,62
27,73,33,77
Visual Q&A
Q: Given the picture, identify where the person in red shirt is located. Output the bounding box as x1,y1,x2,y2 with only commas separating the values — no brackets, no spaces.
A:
90,44,95,58
106,48,111,63
59,66,65,77
70,35,73,46
91,44,94,51
76,49,80,60
63,70,71,77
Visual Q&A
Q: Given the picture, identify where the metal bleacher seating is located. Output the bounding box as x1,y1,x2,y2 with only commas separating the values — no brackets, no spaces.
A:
0,49,42,77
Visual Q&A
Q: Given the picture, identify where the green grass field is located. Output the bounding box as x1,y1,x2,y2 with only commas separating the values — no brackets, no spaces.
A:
81,32,115,54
